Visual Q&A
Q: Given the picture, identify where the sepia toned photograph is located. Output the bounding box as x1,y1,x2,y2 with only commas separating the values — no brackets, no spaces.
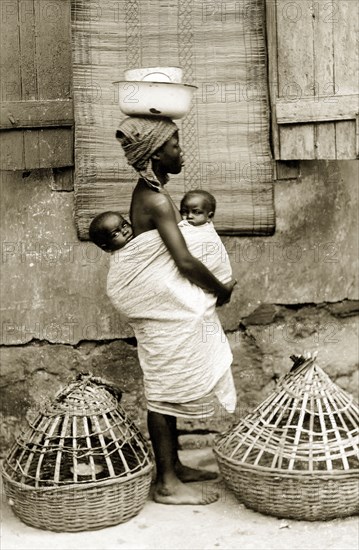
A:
1,1,358,549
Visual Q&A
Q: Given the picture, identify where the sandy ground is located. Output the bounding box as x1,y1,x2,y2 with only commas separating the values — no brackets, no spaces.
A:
1,449,358,550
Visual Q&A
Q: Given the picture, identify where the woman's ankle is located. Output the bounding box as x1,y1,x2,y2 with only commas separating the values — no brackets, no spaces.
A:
157,470,181,488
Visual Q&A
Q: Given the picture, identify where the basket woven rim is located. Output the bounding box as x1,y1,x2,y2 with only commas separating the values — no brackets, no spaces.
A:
1,462,153,492
213,449,359,479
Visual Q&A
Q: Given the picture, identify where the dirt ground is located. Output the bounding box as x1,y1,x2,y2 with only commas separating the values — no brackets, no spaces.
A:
1,449,358,550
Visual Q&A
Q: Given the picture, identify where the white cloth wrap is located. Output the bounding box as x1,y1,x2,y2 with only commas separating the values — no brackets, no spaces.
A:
106,221,233,404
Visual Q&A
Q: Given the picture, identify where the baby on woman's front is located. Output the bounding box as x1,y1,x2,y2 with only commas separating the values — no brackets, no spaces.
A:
179,189,232,285
179,189,216,227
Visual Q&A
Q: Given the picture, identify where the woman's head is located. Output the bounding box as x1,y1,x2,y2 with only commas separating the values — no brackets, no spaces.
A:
116,116,181,187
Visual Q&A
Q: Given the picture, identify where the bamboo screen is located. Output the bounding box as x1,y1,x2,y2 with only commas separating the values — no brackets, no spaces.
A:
72,0,275,239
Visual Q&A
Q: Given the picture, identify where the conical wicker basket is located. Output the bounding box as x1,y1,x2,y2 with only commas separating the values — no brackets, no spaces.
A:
2,374,153,532
214,355,359,521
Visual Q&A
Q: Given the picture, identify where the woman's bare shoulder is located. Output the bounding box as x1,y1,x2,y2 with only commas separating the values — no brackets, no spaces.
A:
132,181,181,226
136,188,173,214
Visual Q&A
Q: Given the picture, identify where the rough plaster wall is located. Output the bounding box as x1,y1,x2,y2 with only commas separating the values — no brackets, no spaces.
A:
0,169,132,345
0,160,358,453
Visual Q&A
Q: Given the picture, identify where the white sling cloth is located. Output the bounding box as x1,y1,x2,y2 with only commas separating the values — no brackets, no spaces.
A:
106,221,235,412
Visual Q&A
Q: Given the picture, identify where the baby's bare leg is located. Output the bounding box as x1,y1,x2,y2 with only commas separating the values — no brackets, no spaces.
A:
147,411,218,505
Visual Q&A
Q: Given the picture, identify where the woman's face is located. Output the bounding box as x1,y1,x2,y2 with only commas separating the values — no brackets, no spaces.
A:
155,132,184,174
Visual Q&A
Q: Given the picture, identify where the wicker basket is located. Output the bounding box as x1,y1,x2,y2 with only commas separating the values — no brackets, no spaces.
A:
2,374,153,532
214,354,359,521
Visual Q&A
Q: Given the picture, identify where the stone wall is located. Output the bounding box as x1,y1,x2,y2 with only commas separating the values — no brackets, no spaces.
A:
0,160,358,454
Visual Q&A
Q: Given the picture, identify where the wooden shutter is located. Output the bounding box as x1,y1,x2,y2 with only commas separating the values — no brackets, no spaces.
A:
0,0,73,171
266,0,359,159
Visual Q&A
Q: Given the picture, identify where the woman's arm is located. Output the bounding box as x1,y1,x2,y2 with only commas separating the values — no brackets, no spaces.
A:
149,194,235,302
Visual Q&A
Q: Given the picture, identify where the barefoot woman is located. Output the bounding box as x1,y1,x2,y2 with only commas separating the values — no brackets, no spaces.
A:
115,116,236,505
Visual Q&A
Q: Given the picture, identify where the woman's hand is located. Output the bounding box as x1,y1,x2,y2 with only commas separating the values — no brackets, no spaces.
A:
216,279,237,307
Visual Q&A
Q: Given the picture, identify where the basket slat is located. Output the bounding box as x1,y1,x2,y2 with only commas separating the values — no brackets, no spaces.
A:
82,415,97,482
91,415,115,478
322,388,349,469
72,416,78,483
54,415,69,483
34,415,61,488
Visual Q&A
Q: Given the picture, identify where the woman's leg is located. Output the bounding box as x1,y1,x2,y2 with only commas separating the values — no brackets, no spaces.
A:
166,415,219,482
147,410,218,504
147,411,177,487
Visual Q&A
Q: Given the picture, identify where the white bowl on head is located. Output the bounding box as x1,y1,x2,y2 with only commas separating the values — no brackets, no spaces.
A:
124,66,183,84
114,81,197,119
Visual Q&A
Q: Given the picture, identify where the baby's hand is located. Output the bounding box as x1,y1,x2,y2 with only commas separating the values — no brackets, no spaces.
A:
217,279,237,307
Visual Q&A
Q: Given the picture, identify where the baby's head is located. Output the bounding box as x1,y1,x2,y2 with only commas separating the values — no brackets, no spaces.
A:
89,211,133,252
180,190,216,226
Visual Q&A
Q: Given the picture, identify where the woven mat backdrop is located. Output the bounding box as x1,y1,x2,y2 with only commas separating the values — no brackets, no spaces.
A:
72,0,275,239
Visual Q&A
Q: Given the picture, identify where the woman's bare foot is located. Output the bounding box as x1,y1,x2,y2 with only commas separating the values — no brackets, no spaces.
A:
175,462,219,482
154,479,219,505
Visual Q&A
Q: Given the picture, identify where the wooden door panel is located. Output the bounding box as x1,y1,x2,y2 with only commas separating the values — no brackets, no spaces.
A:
266,0,359,159
0,0,74,170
